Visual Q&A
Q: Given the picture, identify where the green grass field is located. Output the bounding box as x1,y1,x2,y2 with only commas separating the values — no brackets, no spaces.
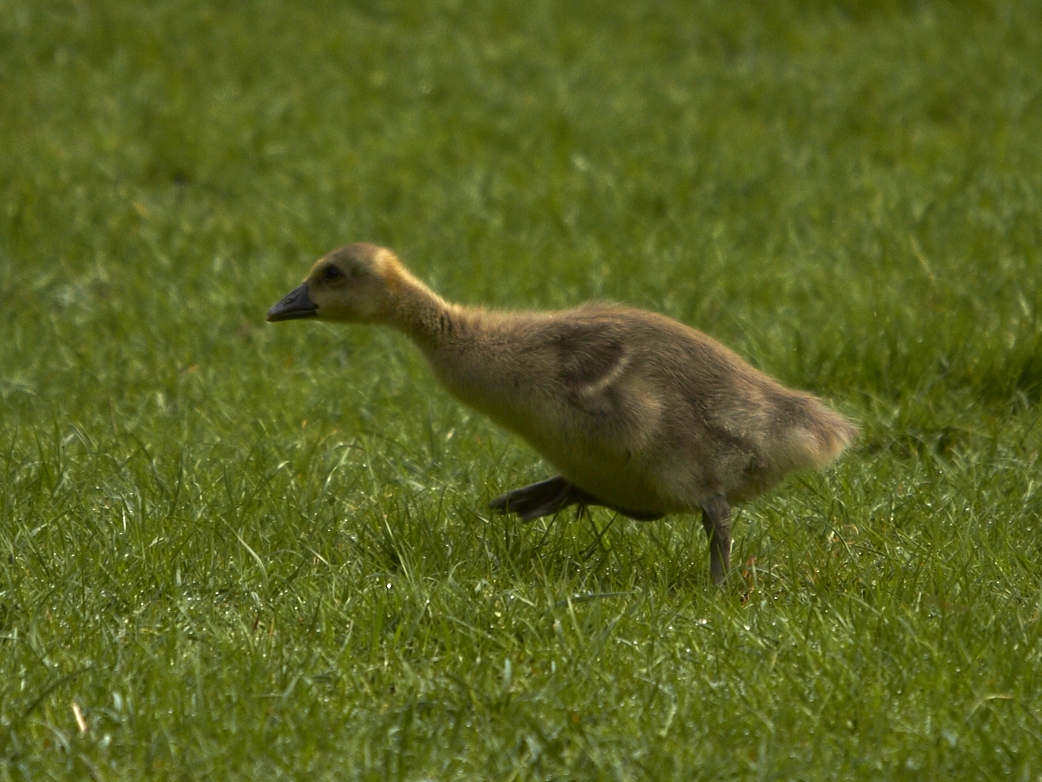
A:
3,0,1042,778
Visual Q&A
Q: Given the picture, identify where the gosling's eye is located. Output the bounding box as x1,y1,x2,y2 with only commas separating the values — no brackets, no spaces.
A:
322,265,345,283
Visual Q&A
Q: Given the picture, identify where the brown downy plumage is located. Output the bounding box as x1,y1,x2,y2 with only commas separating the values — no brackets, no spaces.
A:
267,243,858,584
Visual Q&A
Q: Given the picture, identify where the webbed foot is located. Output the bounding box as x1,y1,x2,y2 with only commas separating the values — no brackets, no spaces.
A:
490,476,665,522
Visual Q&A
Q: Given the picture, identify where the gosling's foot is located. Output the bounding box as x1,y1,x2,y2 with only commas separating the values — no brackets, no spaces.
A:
490,476,665,523
489,476,583,521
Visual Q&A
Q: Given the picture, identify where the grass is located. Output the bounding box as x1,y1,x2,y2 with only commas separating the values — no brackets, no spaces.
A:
3,0,1042,777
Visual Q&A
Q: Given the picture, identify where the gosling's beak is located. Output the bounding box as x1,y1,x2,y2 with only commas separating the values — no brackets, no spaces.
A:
266,283,318,322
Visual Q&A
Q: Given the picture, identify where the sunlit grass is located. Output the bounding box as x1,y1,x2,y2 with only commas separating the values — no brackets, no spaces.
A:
3,0,1042,778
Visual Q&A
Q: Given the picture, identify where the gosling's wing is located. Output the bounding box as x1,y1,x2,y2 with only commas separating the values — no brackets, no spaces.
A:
545,318,633,415
554,325,625,406
528,312,672,459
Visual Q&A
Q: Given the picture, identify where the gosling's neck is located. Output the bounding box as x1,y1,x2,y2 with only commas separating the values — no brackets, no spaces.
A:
378,263,475,353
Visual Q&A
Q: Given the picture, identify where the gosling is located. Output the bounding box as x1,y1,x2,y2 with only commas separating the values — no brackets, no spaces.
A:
267,243,857,584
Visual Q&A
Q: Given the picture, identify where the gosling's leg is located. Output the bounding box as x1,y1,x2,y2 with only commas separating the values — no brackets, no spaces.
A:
490,476,665,523
701,495,732,585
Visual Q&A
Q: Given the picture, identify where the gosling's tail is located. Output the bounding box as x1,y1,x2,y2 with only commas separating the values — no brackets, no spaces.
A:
775,394,859,473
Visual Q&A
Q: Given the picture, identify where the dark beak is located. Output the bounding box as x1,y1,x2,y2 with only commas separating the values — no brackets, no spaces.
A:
266,283,318,322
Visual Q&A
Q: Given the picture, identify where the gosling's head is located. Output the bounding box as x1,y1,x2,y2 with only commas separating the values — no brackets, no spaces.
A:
266,243,399,323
